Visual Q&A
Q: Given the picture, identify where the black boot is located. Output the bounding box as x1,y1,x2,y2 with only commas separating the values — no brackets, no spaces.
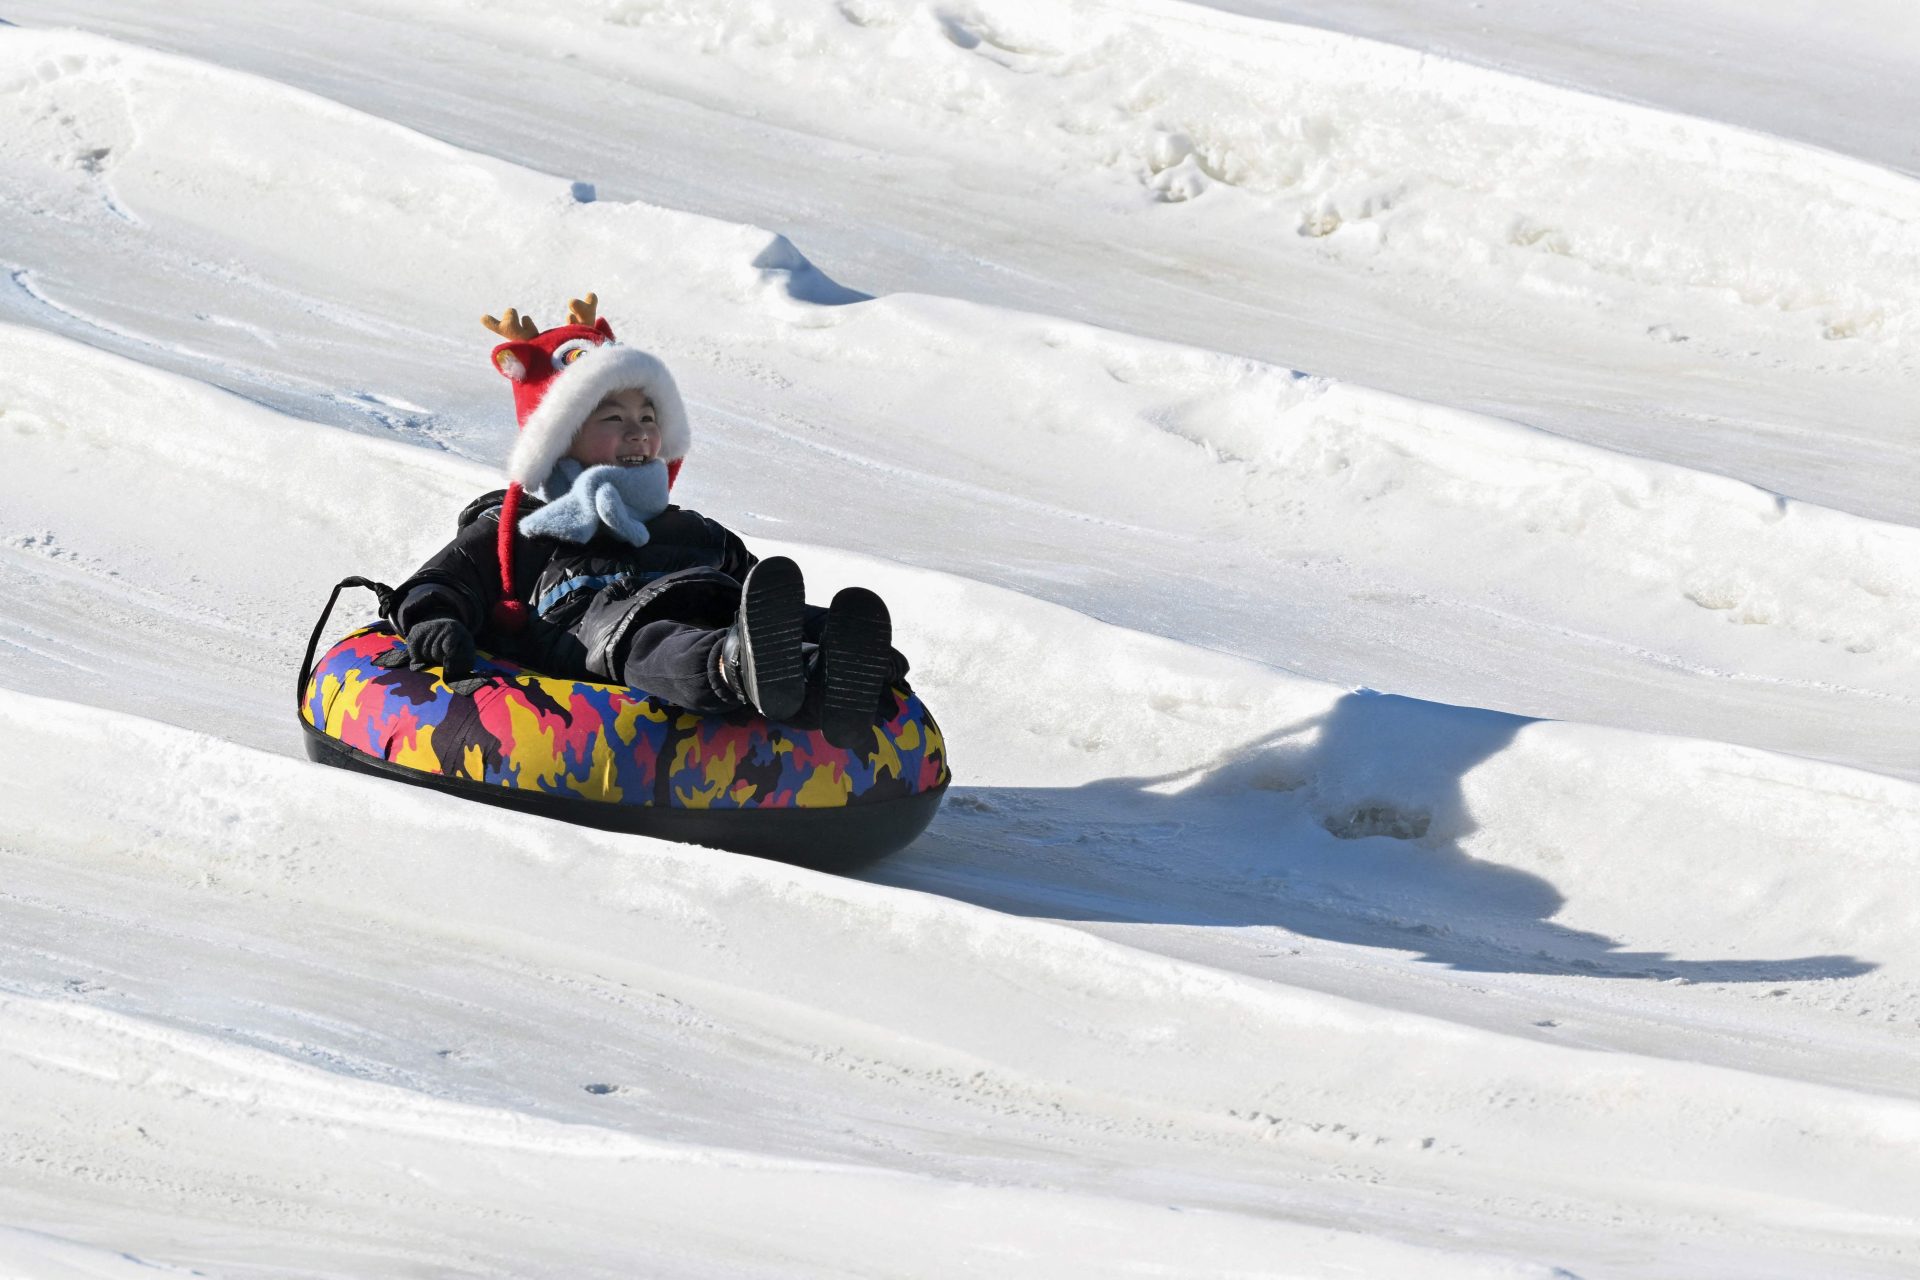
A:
716,557,807,721
819,587,892,750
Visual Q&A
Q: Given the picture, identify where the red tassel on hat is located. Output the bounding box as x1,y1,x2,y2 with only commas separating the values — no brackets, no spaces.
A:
491,482,529,633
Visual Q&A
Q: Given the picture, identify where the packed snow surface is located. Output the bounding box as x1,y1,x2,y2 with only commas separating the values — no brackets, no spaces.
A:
1,4,1916,1277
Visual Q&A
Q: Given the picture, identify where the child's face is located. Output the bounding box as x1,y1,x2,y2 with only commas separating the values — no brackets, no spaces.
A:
567,389,661,467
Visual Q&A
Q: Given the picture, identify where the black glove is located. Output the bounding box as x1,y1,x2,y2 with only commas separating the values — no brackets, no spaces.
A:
405,616,476,679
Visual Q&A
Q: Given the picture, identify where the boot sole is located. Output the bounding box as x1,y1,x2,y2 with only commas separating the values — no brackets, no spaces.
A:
739,557,807,721
821,587,892,751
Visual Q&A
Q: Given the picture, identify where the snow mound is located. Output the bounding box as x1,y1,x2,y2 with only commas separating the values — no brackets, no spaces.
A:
0,28,854,397
1,995,1553,1280
4,683,1920,1275
5,16,1918,770
443,0,1920,349
4,315,1918,959
796,299,1920,683
814,543,1920,993
0,1228,210,1278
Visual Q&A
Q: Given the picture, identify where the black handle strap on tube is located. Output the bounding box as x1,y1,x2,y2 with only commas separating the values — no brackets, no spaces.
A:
297,576,395,711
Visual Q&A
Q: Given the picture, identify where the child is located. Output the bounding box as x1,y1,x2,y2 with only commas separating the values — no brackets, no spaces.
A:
386,294,904,750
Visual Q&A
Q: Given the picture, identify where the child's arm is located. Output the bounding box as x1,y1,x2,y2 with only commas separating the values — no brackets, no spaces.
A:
386,495,515,638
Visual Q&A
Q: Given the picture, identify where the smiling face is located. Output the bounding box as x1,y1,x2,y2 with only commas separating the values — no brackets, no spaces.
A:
565,389,661,467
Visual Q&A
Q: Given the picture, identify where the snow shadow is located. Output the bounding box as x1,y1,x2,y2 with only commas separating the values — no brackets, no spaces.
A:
752,237,871,306
881,690,1874,983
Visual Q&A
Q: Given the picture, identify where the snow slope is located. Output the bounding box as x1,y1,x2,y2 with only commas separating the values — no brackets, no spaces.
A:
2,6,1918,1277
4,682,1919,1276
13,0,1920,527
1189,0,1920,179
2,29,1914,778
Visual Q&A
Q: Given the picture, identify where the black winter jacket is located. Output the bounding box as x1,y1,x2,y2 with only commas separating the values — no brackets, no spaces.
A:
388,490,759,681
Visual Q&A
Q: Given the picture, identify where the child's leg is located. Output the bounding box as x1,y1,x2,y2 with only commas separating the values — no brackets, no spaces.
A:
614,558,809,719
721,557,807,720
818,588,893,750
619,620,735,712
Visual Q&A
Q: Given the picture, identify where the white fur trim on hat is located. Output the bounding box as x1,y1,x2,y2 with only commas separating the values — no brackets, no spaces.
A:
505,343,692,489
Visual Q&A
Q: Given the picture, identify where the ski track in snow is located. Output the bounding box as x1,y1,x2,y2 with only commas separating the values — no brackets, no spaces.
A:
2,7,1919,1277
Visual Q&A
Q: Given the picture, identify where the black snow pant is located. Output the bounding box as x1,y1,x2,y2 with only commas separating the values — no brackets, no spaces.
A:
618,619,734,713
618,618,838,725
561,570,834,722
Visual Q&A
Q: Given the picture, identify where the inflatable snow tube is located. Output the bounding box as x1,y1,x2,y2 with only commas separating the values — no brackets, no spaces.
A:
297,579,949,870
